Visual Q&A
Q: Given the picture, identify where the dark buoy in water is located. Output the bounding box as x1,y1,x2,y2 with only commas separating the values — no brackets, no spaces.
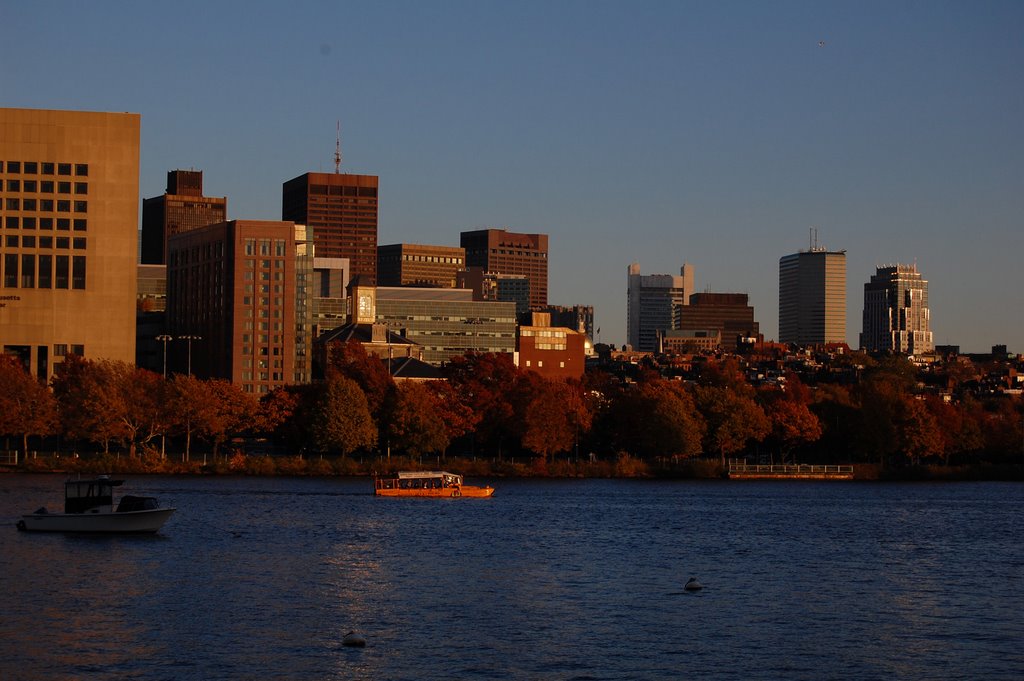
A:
684,577,703,591
342,631,366,647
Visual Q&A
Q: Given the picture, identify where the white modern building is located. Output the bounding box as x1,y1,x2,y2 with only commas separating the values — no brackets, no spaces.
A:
626,262,694,352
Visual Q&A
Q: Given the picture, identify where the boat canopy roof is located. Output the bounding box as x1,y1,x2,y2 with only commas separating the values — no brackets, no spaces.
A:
395,471,462,481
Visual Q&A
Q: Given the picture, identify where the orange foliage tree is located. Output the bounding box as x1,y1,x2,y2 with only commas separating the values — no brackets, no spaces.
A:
0,355,58,454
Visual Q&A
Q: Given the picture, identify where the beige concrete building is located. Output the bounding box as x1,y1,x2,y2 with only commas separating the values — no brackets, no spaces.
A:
0,108,140,380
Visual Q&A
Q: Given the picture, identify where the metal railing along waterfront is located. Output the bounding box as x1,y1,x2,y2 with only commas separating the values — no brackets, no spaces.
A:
728,462,854,475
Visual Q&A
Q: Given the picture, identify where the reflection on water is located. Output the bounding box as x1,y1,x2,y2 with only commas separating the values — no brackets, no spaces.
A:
1,476,1022,680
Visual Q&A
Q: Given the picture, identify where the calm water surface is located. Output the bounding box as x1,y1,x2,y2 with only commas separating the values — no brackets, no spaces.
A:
1,475,1021,680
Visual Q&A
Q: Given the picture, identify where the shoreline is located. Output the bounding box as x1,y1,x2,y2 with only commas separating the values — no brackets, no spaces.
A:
3,455,1022,482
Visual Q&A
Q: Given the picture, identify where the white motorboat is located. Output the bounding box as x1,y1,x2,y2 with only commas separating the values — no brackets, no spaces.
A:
17,476,175,534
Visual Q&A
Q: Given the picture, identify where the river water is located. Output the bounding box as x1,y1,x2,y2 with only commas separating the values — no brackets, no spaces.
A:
1,474,1021,680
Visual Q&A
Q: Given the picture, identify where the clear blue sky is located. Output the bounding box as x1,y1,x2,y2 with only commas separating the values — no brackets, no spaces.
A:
6,0,1022,352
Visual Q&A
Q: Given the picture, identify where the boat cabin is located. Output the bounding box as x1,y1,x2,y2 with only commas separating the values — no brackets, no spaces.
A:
64,477,124,513
375,471,463,492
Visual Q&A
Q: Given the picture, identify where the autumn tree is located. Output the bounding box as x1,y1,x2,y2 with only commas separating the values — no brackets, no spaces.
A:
0,356,58,454
694,384,770,465
52,356,129,454
443,351,520,456
167,374,218,461
198,379,258,457
327,340,395,417
761,375,822,463
600,379,704,460
514,374,577,461
386,381,450,458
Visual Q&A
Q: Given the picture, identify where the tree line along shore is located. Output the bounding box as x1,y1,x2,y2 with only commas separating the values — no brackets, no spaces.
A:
1,341,1021,479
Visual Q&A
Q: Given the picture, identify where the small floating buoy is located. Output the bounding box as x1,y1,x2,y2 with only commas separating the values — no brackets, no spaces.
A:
684,577,703,591
342,631,366,647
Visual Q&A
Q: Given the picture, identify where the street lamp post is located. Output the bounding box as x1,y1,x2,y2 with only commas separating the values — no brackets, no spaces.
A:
156,334,173,378
178,335,202,376
155,334,173,460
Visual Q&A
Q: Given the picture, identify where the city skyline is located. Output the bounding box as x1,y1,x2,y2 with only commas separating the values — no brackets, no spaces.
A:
5,1,1022,352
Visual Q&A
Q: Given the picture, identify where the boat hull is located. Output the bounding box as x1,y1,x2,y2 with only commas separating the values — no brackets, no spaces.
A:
18,508,176,533
375,486,494,498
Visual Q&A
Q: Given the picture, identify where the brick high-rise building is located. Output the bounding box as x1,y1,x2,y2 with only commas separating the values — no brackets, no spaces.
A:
460,228,548,309
141,170,227,265
779,248,846,346
678,292,759,352
0,107,140,380
860,264,933,355
166,220,313,393
282,172,378,283
377,243,465,288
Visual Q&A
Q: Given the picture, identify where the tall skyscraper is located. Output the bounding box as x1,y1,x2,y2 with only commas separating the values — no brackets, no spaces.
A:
0,107,140,380
141,170,227,265
779,248,846,346
282,172,378,283
166,220,313,392
460,228,548,309
860,264,934,355
626,262,694,352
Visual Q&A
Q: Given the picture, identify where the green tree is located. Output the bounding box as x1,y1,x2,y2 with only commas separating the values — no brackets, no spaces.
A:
307,374,377,455
386,381,450,458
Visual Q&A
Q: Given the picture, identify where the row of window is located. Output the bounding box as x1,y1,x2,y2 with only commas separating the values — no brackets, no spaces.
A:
3,180,87,194
1,162,88,176
4,235,86,249
3,217,87,231
3,198,88,212
1,254,86,289
243,238,288,257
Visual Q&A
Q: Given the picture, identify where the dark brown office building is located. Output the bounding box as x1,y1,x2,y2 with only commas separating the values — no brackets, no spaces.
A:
377,243,465,288
678,293,759,352
141,170,227,265
282,172,378,283
460,228,548,309
166,220,313,394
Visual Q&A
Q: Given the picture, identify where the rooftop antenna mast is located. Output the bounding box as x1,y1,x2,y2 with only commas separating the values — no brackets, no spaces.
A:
334,120,342,174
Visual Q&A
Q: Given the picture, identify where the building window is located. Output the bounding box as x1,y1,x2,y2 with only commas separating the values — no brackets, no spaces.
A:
22,235,35,247
3,254,17,287
57,218,70,231
75,164,88,176
6,161,20,173
41,163,54,175
71,256,85,289
74,201,87,213
73,219,86,231
56,237,69,249
53,344,67,356
57,200,70,212
24,161,38,174
70,344,84,356
38,255,52,288
55,255,69,288
21,254,35,288
22,218,36,230
58,163,71,176
6,198,19,210
73,237,86,250
5,218,17,231
40,181,54,193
